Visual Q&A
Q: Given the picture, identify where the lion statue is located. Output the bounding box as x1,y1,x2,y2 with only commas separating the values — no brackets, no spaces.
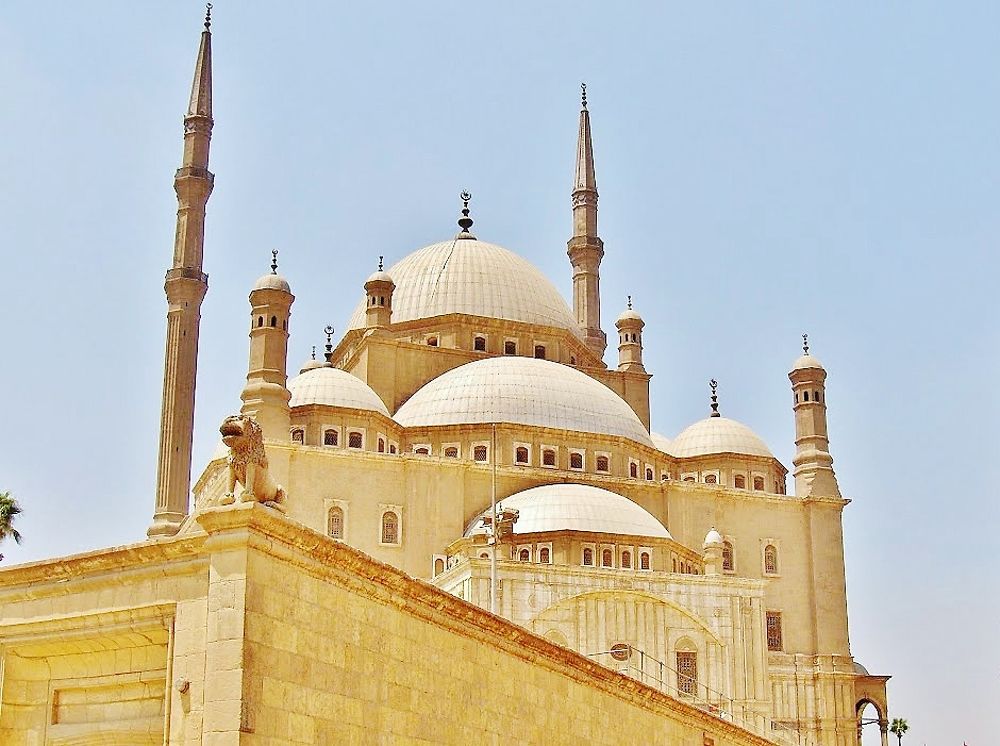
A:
219,414,286,510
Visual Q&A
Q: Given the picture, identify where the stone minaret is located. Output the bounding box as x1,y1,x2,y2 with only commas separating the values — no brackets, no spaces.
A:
149,9,215,538
567,84,607,360
789,335,841,498
240,251,294,440
615,296,645,372
364,256,395,329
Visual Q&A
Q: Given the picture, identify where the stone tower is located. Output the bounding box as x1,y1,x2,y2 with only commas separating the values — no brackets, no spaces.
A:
615,297,645,372
567,84,607,361
364,256,395,329
240,251,294,440
149,10,214,538
789,335,841,498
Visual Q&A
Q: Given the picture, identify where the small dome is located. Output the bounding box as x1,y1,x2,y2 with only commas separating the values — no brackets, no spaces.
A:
346,238,581,337
792,353,824,371
853,661,870,676
394,357,654,447
703,527,724,548
299,358,326,374
465,483,671,539
670,416,773,459
288,367,390,416
366,269,394,285
253,273,291,292
651,432,673,455
616,307,643,325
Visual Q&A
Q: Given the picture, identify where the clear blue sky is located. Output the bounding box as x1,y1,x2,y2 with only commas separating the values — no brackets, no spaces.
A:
1,2,997,742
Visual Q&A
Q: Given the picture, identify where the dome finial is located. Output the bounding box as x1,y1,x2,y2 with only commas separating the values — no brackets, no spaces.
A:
378,255,384,271
456,191,476,239
204,3,212,31
310,345,316,361
802,332,809,354
709,378,720,417
581,82,588,110
271,249,278,275
627,294,632,310
323,325,334,363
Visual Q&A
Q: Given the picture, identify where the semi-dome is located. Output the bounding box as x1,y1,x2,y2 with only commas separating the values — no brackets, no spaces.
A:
288,367,390,416
465,483,671,539
253,273,291,292
346,238,581,336
670,416,773,459
651,432,673,455
394,357,654,447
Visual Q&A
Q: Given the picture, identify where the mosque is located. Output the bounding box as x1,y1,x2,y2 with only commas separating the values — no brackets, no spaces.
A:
0,10,891,746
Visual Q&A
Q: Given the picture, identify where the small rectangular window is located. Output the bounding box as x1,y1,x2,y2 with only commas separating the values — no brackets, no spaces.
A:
504,340,517,355
766,611,783,651
474,335,487,352
534,345,546,359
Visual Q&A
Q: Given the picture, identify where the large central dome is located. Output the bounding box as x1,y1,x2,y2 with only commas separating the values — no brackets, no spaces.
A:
394,357,654,447
346,237,581,336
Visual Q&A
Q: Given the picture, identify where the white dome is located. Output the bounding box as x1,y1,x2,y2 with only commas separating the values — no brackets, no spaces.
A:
651,432,673,455
253,273,291,292
288,367,390,416
466,483,670,539
792,353,824,371
346,238,580,336
670,416,773,459
394,357,654,447
703,528,724,547
365,269,394,284
616,307,643,325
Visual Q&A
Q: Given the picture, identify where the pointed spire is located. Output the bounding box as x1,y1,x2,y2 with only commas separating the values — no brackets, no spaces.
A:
573,84,598,199
709,379,720,417
187,4,213,120
456,191,476,239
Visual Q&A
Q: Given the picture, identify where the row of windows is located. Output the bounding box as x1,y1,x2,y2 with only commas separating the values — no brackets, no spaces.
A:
719,540,779,575
328,507,401,546
254,314,288,330
581,546,652,570
794,389,823,404
682,473,785,494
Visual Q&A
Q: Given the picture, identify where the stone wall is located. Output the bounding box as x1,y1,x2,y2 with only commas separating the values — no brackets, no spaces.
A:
0,504,774,745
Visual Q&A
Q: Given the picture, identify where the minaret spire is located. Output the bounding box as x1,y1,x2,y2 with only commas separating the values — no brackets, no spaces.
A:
149,7,216,538
567,83,607,360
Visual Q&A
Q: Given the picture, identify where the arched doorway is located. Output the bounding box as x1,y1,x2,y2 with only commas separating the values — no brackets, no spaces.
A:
856,699,887,746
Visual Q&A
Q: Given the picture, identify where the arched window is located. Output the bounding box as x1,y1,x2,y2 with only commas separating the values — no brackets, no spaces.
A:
734,474,746,489
433,558,445,576
473,445,488,462
601,549,613,568
814,390,821,402
640,551,651,570
534,345,546,359
596,455,609,472
676,649,698,696
474,335,486,352
582,548,593,566
803,390,810,401
764,544,778,574
645,467,653,480
257,316,263,327
291,429,304,444
542,449,556,467
270,316,277,327
515,446,529,464
389,444,397,454
753,476,765,491
629,462,638,478
766,611,783,651
518,548,530,562
444,446,459,458
348,431,363,449
426,336,438,347
504,340,516,355
414,447,429,456
328,507,344,539
570,452,583,469
621,550,632,569
683,476,695,482
704,474,717,484
381,512,399,544
377,437,385,453
323,429,338,446
672,557,677,572
722,541,734,571
479,552,489,560
539,547,550,563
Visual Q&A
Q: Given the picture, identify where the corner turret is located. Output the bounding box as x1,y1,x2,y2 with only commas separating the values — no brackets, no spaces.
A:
615,296,645,372
364,256,395,329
